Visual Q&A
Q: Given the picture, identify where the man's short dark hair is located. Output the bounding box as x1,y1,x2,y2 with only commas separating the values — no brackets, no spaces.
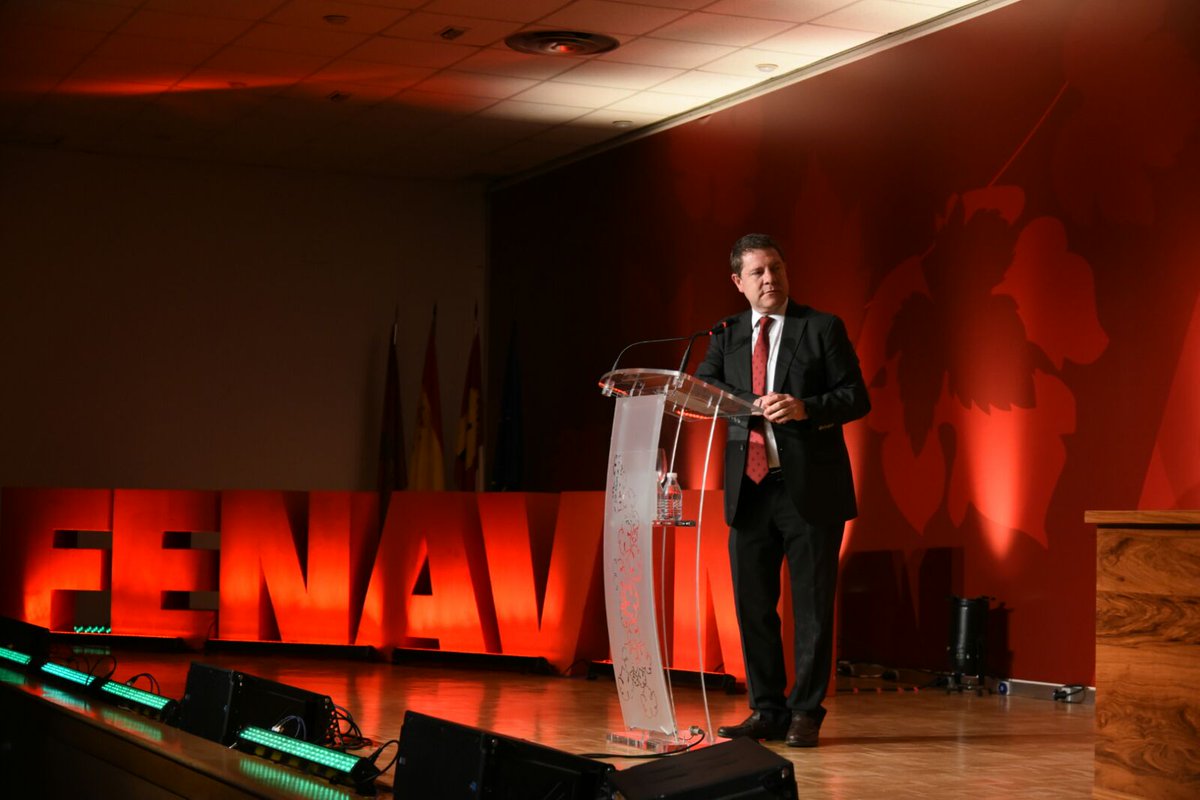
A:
730,233,785,274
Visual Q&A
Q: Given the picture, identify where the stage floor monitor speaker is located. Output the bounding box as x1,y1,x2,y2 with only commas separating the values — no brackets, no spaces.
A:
175,662,336,746
394,710,614,799
606,737,798,799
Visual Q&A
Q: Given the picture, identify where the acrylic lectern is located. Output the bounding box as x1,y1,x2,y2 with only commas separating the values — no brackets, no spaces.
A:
597,368,759,751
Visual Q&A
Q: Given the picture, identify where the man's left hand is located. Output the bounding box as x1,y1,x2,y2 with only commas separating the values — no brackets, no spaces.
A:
757,392,807,423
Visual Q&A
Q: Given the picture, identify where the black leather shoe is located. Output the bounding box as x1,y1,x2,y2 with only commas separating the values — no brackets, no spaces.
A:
716,711,789,740
786,713,821,747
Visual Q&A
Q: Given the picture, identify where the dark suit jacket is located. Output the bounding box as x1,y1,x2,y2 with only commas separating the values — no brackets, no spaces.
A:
695,302,870,526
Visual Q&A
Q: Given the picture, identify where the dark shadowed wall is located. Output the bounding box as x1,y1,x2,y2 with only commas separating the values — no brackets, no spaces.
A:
0,146,485,491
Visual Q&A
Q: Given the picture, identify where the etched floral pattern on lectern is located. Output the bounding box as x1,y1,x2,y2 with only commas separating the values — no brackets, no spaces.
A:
608,454,660,717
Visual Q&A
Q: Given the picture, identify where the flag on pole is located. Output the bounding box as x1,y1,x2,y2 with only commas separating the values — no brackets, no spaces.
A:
490,322,523,491
454,306,482,491
377,310,407,512
409,308,445,490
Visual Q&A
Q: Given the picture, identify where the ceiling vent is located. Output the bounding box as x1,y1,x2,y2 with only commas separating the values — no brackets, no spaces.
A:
504,30,619,56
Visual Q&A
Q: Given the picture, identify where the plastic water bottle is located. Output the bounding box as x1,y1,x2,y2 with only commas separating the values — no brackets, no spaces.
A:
658,472,683,524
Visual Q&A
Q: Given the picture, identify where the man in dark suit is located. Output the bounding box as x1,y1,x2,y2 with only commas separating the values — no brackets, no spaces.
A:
695,233,869,747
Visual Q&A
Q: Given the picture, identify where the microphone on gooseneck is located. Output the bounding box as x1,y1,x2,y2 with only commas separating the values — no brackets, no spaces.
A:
677,319,734,373
610,333,693,373
609,320,735,373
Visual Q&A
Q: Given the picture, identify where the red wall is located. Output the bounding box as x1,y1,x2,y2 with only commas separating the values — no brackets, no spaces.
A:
487,0,1200,684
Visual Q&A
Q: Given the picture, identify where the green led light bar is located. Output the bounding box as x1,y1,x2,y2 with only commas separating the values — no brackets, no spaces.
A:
236,726,379,793
101,680,171,710
100,679,178,722
41,662,96,687
238,759,351,800
0,646,32,667
240,726,360,771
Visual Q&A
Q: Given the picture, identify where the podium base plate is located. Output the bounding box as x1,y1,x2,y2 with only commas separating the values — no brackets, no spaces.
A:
606,729,689,753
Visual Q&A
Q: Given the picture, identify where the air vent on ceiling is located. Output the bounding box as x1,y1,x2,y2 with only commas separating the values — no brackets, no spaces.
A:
504,30,620,56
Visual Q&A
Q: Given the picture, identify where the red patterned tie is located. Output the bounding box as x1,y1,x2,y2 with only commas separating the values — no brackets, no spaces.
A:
745,316,772,483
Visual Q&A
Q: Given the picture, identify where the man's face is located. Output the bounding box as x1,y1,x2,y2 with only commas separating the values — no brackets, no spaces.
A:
732,247,789,314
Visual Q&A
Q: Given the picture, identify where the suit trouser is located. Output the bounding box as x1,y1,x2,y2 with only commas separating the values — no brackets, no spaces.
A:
729,470,845,715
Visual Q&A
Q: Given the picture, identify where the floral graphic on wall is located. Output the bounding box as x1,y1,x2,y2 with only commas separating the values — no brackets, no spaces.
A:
858,186,1108,553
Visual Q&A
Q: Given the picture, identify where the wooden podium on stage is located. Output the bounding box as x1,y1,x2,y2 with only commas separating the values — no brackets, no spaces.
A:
1087,509,1200,800
597,368,758,751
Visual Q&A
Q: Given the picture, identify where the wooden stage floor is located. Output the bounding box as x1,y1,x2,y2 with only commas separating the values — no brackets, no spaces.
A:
10,647,1096,798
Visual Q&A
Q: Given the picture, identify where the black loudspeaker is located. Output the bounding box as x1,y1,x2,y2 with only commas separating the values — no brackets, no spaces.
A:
948,594,991,677
175,662,237,743
394,710,614,799
605,737,798,799
174,662,336,746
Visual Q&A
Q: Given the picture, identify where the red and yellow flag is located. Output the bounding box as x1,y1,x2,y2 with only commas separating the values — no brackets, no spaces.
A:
454,312,482,491
409,311,444,490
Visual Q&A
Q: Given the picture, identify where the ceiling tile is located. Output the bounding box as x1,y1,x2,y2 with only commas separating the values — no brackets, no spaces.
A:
512,80,634,107
69,55,192,89
553,59,683,90
144,0,284,20
266,0,413,35
652,12,795,47
413,70,539,99
895,0,976,7
703,0,852,23
540,0,689,37
561,107,668,134
394,88,499,114
0,23,109,58
623,0,712,8
650,69,762,98
235,23,369,58
1,0,134,32
598,37,735,69
453,48,578,80
420,0,577,24
699,47,822,76
480,98,591,124
756,23,877,56
93,33,221,65
118,9,255,44
0,0,1000,179
204,46,333,80
0,68,64,98
382,12,522,47
54,78,164,105
176,68,291,93
817,0,946,33
346,37,479,69
606,89,700,115
363,0,462,12
281,80,399,104
310,59,436,89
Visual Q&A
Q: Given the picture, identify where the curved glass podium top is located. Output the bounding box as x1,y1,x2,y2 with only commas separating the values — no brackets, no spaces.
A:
598,368,761,420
